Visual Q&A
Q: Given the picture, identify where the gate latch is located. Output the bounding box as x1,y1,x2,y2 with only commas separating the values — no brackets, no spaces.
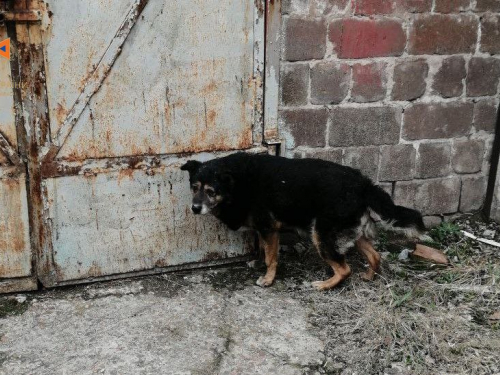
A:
0,10,41,26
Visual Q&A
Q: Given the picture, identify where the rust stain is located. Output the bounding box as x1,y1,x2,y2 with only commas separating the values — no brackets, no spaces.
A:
40,161,82,179
201,81,217,96
0,179,27,255
85,261,103,278
117,167,135,184
202,252,223,262
254,0,265,17
207,109,217,127
55,102,67,125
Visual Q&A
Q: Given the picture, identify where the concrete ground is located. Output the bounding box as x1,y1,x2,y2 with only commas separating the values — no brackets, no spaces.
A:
1,218,500,374
0,265,327,375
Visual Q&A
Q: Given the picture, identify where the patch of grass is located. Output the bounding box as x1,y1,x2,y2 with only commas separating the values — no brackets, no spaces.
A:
428,222,461,247
434,271,460,284
0,298,30,318
389,287,413,309
376,229,390,252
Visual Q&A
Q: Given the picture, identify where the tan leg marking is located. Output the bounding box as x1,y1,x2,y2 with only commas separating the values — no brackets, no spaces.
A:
310,229,352,290
311,259,351,291
256,231,279,287
355,236,381,281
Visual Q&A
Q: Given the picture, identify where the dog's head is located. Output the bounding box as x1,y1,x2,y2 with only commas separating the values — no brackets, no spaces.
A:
180,160,234,215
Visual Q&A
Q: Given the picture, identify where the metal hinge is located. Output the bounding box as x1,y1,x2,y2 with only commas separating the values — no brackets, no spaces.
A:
0,10,41,25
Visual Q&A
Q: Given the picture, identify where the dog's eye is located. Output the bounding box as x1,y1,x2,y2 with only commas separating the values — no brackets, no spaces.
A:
191,185,199,193
206,190,216,198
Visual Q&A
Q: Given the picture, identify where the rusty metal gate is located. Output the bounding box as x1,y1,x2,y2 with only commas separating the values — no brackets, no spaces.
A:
0,0,281,292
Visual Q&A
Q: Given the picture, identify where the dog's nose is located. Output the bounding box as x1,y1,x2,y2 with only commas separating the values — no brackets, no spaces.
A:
192,205,202,214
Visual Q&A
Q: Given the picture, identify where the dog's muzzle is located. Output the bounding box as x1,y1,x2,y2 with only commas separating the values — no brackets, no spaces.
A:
191,205,202,214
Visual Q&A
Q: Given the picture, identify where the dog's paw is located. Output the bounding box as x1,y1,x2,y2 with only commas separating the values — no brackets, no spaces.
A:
310,280,328,291
360,270,376,281
256,276,273,287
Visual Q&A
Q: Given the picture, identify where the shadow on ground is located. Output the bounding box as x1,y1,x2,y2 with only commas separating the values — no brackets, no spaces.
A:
1,215,499,374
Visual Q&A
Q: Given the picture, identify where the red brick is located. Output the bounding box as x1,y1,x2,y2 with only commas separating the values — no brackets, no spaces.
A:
408,15,478,55
460,176,487,212
394,178,461,215
403,102,473,140
305,149,343,163
481,15,500,55
432,56,466,98
355,0,395,14
392,59,428,101
379,144,416,181
280,64,309,106
284,18,326,61
329,18,405,59
452,139,485,173
466,57,500,97
435,0,470,13
310,62,350,104
351,62,387,103
329,107,401,146
354,0,431,14
474,0,500,12
311,0,350,15
417,142,451,178
280,109,328,147
402,0,433,12
343,146,380,181
282,0,349,15
474,99,498,132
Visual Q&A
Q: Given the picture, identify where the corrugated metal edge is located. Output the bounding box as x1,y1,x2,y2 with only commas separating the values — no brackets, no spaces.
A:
0,277,37,294
41,146,268,179
45,255,253,288
263,0,281,145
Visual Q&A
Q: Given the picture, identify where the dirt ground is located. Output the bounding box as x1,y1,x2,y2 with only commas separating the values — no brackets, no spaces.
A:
1,214,500,374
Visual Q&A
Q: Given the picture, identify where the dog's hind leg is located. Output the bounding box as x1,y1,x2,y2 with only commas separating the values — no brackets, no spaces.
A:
256,231,279,287
356,236,381,281
310,222,351,291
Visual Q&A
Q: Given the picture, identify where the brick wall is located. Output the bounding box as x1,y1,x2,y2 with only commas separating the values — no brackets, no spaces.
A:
279,0,500,226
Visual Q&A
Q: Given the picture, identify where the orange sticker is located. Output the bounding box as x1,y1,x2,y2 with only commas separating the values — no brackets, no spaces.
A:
0,38,10,60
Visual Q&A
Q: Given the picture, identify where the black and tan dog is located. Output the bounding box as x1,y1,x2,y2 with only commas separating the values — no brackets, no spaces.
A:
181,152,427,290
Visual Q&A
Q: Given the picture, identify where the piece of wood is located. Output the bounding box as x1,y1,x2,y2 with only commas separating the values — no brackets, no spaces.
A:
411,244,449,264
461,230,500,248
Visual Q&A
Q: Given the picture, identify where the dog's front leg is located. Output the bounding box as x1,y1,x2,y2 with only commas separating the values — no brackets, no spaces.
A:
256,231,279,287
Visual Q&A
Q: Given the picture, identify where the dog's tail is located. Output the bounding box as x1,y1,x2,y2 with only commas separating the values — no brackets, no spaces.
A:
366,184,430,241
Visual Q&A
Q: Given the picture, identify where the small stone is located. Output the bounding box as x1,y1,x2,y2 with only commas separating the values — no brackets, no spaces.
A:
324,359,344,372
398,248,411,261
482,229,496,239
15,295,27,303
294,242,307,253
424,356,436,365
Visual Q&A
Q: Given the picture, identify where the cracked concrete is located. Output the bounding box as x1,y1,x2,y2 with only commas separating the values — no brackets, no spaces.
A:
0,272,325,375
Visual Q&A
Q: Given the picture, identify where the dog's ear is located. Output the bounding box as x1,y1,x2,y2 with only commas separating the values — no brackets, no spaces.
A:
180,160,202,175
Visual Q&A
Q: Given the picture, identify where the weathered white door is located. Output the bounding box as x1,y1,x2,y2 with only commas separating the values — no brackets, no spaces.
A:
0,25,36,293
27,0,265,286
